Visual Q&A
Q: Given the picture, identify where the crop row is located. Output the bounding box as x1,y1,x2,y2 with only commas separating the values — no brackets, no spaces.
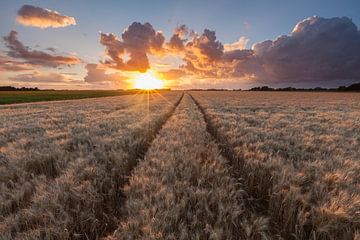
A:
108,94,270,239
0,92,182,240
191,91,360,240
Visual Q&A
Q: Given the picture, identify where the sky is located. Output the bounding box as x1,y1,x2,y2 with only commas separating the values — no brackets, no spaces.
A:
0,0,360,89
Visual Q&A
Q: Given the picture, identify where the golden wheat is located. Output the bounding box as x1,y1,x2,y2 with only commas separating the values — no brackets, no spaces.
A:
109,94,270,239
1,91,358,240
191,91,360,240
0,92,182,240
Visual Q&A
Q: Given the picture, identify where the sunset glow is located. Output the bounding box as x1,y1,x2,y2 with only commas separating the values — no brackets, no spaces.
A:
0,1,359,90
133,71,164,90
1,1,360,239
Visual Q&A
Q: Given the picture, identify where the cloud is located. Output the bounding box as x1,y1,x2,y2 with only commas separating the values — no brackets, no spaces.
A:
9,72,69,83
167,25,188,51
159,69,186,80
224,36,249,51
0,54,32,72
3,31,80,67
175,24,189,38
17,5,76,28
187,29,224,62
222,49,253,61
8,71,89,90
14,16,354,89
167,16,360,86
46,47,57,52
179,29,224,78
246,16,360,82
84,64,129,88
100,22,165,72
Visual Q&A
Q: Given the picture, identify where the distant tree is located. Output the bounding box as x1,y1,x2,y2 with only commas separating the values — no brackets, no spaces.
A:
0,86,40,91
249,86,274,91
247,83,360,92
345,83,360,91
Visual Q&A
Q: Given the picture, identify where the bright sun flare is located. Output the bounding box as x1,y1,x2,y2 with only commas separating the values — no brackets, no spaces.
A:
133,71,164,90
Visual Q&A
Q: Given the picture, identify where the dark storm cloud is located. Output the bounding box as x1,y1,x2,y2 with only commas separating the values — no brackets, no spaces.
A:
100,22,166,72
17,5,76,28
3,31,80,68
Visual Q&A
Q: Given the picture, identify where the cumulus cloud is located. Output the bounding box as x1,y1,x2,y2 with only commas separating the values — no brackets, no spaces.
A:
167,25,188,51
3,31,80,67
17,5,76,28
246,16,360,82
94,16,360,88
179,29,224,78
187,29,224,62
175,25,189,38
100,22,165,72
167,16,360,85
84,64,129,88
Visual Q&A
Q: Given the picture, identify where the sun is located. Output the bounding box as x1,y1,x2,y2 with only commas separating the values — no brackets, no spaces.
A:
133,71,164,90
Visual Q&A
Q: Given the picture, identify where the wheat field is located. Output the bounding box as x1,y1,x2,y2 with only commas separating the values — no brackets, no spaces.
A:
191,91,360,239
0,91,359,240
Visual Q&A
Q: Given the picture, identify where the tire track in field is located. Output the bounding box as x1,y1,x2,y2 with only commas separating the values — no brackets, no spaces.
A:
189,93,271,216
114,91,184,200
93,93,186,239
110,93,183,205
121,92,184,171
189,93,245,168
87,92,185,239
0,96,142,219
1,93,184,240
111,94,267,239
188,93,360,240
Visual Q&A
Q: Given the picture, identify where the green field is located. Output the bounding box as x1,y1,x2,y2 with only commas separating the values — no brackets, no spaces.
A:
0,90,139,104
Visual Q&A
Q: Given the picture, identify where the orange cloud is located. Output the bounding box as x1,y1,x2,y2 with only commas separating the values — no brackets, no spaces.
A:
3,31,80,68
165,16,360,85
95,16,360,89
17,5,76,28
177,29,225,78
160,69,186,80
